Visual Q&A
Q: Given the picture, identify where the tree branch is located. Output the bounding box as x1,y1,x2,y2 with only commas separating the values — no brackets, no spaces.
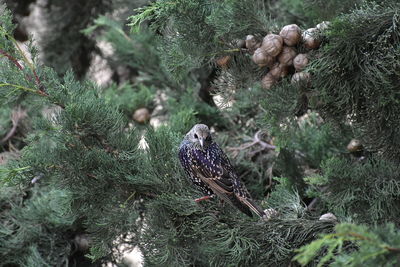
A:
1,106,27,144
227,130,276,157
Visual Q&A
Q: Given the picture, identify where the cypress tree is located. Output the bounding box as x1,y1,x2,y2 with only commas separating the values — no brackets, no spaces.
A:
1,0,400,266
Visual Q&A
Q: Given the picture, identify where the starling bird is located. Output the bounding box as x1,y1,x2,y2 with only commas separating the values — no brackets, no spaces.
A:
179,124,265,217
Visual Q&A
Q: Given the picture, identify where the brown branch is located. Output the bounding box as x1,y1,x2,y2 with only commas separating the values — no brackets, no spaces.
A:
0,49,48,97
1,121,18,144
384,246,400,253
0,49,24,70
86,173,97,179
90,133,117,154
32,70,41,86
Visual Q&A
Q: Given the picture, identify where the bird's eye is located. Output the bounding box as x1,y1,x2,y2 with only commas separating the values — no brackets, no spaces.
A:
194,134,198,139
206,135,211,141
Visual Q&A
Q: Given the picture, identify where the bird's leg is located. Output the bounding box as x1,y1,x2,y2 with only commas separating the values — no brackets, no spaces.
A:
195,195,212,202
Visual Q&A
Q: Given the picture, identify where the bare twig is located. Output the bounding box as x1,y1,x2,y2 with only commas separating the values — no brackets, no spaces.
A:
307,186,329,211
1,106,27,144
89,133,117,154
7,141,19,153
227,130,276,157
265,166,274,191
307,198,319,211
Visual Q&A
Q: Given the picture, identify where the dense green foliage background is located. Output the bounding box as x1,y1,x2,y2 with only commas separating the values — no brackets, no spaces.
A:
1,0,400,266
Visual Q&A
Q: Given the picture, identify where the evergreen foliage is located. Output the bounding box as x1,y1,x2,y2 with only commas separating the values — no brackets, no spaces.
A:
0,106,12,138
1,0,400,266
0,186,75,266
129,0,400,265
129,0,289,81
294,223,400,267
103,83,155,117
306,156,400,224
309,1,400,160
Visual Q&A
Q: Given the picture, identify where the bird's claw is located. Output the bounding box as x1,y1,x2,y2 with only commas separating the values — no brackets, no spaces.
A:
195,195,212,202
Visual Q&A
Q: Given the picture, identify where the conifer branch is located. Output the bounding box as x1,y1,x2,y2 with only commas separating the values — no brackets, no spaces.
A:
89,133,118,154
0,83,38,94
1,1,400,266
207,48,242,57
345,232,400,253
0,26,36,73
383,246,400,253
0,50,47,96
0,48,24,70
0,25,45,95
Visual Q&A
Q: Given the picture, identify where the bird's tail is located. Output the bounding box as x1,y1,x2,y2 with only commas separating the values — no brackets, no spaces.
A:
227,194,265,218
209,184,265,218
229,196,254,217
241,198,266,218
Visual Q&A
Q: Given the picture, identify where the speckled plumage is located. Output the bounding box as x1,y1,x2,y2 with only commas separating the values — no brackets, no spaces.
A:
179,124,265,217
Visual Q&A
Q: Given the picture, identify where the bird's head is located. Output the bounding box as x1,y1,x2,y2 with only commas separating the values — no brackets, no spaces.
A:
186,124,212,150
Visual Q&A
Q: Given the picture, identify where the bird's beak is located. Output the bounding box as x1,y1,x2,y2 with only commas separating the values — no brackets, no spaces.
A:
199,138,204,148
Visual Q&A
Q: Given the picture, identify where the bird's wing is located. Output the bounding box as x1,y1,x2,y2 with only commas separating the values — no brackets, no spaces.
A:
179,142,214,195
187,143,255,217
189,143,235,196
189,143,265,217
